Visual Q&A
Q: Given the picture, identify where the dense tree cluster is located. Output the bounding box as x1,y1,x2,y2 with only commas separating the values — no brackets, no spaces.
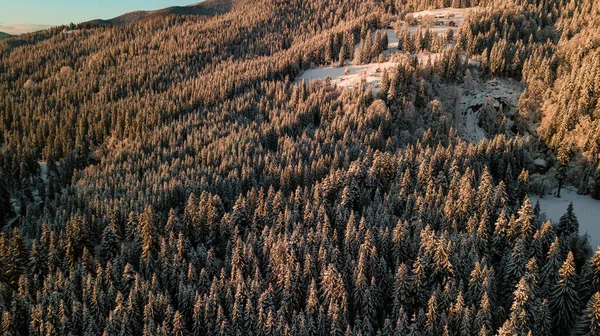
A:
0,0,599,335
459,0,600,198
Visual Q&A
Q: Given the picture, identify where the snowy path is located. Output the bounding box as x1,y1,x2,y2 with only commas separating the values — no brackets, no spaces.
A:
530,187,600,249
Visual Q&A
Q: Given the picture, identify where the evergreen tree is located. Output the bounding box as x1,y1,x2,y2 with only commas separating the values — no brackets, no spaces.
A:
581,251,600,305
0,171,13,227
541,238,564,298
577,292,600,336
533,299,552,336
140,205,159,264
173,311,187,336
498,277,532,336
556,146,570,198
556,202,579,237
99,226,119,262
550,252,580,336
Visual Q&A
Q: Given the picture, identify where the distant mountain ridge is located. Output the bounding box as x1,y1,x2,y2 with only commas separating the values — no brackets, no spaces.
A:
84,0,251,26
0,32,11,38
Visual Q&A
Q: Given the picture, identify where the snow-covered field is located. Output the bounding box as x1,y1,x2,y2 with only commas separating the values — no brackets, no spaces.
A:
406,7,478,36
530,187,600,249
410,7,475,26
297,62,396,93
386,29,399,49
296,53,442,93
295,8,479,92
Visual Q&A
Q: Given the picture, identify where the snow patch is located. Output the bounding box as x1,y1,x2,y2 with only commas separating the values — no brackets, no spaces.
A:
297,62,396,93
530,187,600,249
386,29,399,49
296,29,447,92
534,158,548,169
460,104,486,142
402,7,480,37
409,7,477,26
295,11,479,94
38,161,48,183
296,54,442,94
406,25,458,37
456,78,523,143
62,29,82,35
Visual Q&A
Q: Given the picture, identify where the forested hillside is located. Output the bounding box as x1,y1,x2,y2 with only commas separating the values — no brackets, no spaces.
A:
1,0,600,335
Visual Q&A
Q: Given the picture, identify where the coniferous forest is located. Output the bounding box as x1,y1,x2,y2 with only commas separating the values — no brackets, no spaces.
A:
1,0,600,334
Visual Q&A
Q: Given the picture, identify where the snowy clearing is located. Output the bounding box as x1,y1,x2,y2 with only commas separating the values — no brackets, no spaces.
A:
405,7,479,36
297,62,398,93
296,26,445,93
295,8,479,93
410,7,476,26
407,25,458,37
296,53,442,94
530,187,600,249
386,29,399,49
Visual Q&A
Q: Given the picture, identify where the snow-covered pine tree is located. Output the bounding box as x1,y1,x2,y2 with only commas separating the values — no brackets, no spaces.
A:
576,292,600,336
550,252,580,336
556,202,579,237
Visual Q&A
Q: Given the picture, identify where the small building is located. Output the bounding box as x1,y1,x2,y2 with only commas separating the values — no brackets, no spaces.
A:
449,21,456,27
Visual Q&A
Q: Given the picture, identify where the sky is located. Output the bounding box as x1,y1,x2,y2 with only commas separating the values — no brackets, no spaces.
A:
0,0,197,34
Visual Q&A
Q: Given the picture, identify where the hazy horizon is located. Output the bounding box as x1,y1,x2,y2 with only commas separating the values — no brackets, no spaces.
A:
0,0,199,34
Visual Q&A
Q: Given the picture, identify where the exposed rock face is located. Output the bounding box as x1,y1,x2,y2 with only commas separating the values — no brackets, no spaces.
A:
457,78,524,143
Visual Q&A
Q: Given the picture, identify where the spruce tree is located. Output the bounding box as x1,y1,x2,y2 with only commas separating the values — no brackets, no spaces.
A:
581,250,600,305
556,202,579,237
577,292,600,336
498,277,532,336
550,252,580,336
540,238,564,298
556,146,570,198
140,205,158,264
0,171,13,228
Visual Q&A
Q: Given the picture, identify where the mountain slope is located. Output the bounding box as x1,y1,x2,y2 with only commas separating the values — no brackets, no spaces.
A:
2,0,600,335
86,0,251,26
0,32,11,38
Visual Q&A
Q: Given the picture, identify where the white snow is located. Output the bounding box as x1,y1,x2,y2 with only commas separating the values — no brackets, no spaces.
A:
534,158,548,168
295,27,446,93
295,8,480,93
296,53,443,94
38,161,48,183
386,29,399,49
460,103,486,142
456,78,523,143
530,187,600,249
405,24,458,38
297,62,397,93
62,29,81,35
410,7,475,25
405,7,479,36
